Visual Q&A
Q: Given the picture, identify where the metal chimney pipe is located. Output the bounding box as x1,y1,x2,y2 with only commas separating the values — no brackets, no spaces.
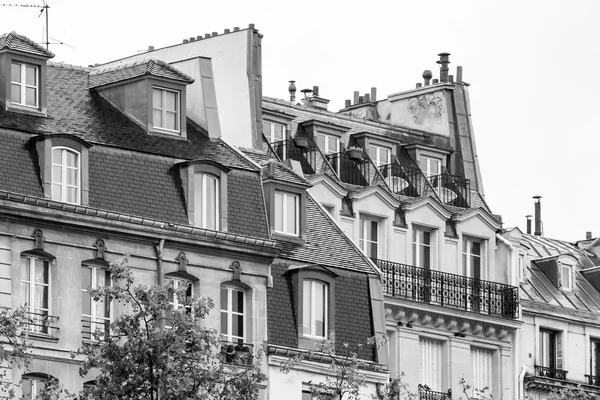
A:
533,196,543,236
587,231,593,240
288,81,296,103
353,91,359,105
370,87,377,102
526,215,532,234
423,70,432,86
437,52,451,82
456,66,463,82
313,86,319,97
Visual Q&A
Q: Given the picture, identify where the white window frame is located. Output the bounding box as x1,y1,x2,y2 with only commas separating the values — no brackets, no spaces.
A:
21,256,50,334
166,278,193,311
274,191,299,236
152,86,180,133
263,120,286,144
194,173,220,230
51,147,81,205
463,237,486,280
421,156,442,179
21,376,50,399
419,337,442,391
560,264,573,291
471,347,493,394
318,134,340,172
369,145,391,168
11,62,38,108
81,265,111,341
302,279,328,339
359,215,380,259
413,228,433,269
220,286,245,343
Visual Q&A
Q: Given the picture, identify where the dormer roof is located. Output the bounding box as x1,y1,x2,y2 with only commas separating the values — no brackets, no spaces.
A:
260,160,311,187
89,58,194,88
0,31,55,58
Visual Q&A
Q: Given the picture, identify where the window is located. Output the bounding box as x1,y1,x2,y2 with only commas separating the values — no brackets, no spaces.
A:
302,280,328,338
274,191,299,236
413,229,432,269
21,256,50,334
560,264,573,291
193,173,219,230
51,147,80,204
359,216,379,259
518,255,525,282
167,278,193,311
315,133,339,155
22,374,53,399
302,390,313,400
263,121,285,143
591,338,600,381
420,156,441,178
81,265,110,340
152,87,179,132
220,286,245,344
471,347,493,393
368,145,391,168
463,238,483,280
419,338,442,391
539,329,563,372
11,62,38,107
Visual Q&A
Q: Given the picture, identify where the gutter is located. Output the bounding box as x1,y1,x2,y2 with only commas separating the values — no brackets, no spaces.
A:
519,364,527,399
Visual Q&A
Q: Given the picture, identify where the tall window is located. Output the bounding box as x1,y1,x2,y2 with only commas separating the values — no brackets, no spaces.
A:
11,62,38,107
591,338,600,381
22,374,52,399
560,264,573,291
81,265,110,340
303,280,328,338
413,229,432,269
21,257,50,334
539,329,558,369
274,191,299,236
463,238,483,280
262,121,285,143
419,338,442,391
52,147,80,204
471,347,493,393
153,87,179,132
315,134,339,155
193,173,219,230
359,216,379,259
220,286,245,343
368,145,391,168
420,156,441,178
166,278,193,311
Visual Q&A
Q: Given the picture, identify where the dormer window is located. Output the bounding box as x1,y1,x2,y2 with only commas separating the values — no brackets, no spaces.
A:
263,120,285,144
560,264,573,291
11,62,38,108
52,147,80,204
153,87,180,133
368,145,391,168
275,191,299,236
194,173,219,230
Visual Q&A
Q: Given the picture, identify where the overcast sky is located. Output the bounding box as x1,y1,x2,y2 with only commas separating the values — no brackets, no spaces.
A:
2,0,598,242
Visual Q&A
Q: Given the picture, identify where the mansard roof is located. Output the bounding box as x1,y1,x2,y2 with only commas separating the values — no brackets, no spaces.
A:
0,31,55,58
89,58,194,88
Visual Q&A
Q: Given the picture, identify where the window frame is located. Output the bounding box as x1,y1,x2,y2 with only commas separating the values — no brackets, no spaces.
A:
152,86,181,134
421,156,442,179
220,285,246,344
463,236,487,280
368,144,391,168
10,62,39,108
193,172,220,230
51,146,81,205
21,373,54,399
560,263,573,291
413,227,434,270
302,279,329,339
471,346,494,394
359,215,380,259
419,337,443,391
274,190,300,237
20,255,51,335
539,328,559,369
81,264,111,341
262,120,286,144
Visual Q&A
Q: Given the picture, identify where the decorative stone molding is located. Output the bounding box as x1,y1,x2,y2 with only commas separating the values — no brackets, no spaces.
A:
433,316,444,328
472,324,482,335
231,261,241,281
385,307,393,319
497,329,508,340
407,311,418,324
94,238,107,259
175,252,188,273
484,326,495,337
420,314,431,326
33,229,45,250
458,321,470,333
446,319,457,331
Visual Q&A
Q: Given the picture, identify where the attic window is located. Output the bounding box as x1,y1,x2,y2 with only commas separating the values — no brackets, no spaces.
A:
153,87,180,133
11,62,38,108
560,264,573,291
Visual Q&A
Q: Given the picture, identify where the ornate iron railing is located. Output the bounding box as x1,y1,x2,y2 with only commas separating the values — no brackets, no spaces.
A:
220,341,254,365
418,384,451,400
81,318,110,341
586,374,600,386
378,162,424,197
25,311,59,337
272,140,317,175
535,365,568,380
326,152,371,186
375,258,519,319
428,172,471,208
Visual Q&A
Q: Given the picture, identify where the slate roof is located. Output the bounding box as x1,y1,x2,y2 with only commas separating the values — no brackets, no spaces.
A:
519,233,600,322
89,58,195,88
0,31,54,58
260,160,311,186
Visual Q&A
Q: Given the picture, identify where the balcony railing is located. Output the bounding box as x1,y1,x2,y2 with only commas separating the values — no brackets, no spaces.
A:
220,341,254,365
535,365,568,380
272,140,317,175
325,152,372,186
375,258,519,319
418,384,451,400
25,311,59,337
586,374,600,386
428,172,471,208
81,318,110,341
378,162,424,197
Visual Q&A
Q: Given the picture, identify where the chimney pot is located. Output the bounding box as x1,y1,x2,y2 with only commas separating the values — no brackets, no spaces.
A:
205,33,211,38
432,78,439,84
364,93,370,102
189,37,195,42
437,52,451,82
288,80,297,102
416,83,422,88
225,29,231,33
148,45,155,51
345,99,351,107
212,32,218,36
533,196,543,236
313,86,319,97
197,36,203,40
587,231,593,240
353,91,359,105
448,75,454,83
370,87,377,102
456,66,463,82
423,70,433,86
358,96,364,104
526,215,532,234
183,39,189,43
249,23,255,29
234,27,240,31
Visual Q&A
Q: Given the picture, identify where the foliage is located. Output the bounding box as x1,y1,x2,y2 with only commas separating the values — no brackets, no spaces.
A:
550,385,599,400
376,372,417,400
458,377,492,400
0,306,32,397
64,259,266,400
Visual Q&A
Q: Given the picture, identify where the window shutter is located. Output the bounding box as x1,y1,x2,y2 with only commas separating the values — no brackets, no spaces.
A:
556,332,563,369
471,348,492,393
420,339,441,391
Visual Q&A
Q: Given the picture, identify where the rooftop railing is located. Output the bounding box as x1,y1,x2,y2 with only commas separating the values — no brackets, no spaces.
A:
428,172,471,208
535,365,568,381
326,152,371,186
586,374,600,386
418,384,451,400
378,162,424,197
81,318,110,341
374,258,519,319
272,140,317,175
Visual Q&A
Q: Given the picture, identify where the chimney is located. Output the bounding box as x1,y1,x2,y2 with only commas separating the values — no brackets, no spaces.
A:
437,52,451,83
312,86,319,97
423,70,432,86
587,231,593,240
288,80,296,102
307,86,330,110
370,87,377,102
364,93,370,102
147,45,155,52
432,78,439,84
416,83,422,88
456,66,463,82
345,99,351,108
353,91,359,105
533,196,543,236
526,215,532,234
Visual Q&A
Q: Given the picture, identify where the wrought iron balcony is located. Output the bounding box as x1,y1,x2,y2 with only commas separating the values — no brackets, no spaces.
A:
272,140,317,175
535,365,568,380
375,258,519,319
418,384,451,400
25,311,59,337
81,318,110,341
586,374,600,386
378,162,424,197
428,172,471,208
325,151,372,186
220,341,254,365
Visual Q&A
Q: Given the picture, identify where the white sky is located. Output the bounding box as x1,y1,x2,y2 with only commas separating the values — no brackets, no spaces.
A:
2,0,598,242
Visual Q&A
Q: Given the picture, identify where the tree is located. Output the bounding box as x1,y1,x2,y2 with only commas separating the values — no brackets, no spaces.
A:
71,259,265,400
0,306,33,398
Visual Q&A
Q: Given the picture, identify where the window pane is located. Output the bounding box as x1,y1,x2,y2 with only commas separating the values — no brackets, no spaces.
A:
52,164,63,184
26,87,36,106
273,123,284,141
275,193,283,232
262,121,271,139
82,291,91,315
220,287,228,311
471,242,481,256
66,167,78,186
22,259,31,281
220,312,228,336
95,296,107,318
26,66,37,86
34,285,48,309
369,221,378,242
35,260,48,283
286,194,297,234
205,175,217,229
314,282,325,337
11,63,21,82
51,184,61,201
153,109,162,127
66,151,77,168
11,83,21,103
234,315,244,337
21,283,30,306
165,91,177,112
81,267,92,289
231,289,243,313
153,89,162,108
302,281,310,335
22,379,32,397
165,111,177,130
66,187,78,203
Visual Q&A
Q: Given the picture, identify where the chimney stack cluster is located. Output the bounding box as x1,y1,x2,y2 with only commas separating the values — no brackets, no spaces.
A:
345,87,377,107
415,53,464,88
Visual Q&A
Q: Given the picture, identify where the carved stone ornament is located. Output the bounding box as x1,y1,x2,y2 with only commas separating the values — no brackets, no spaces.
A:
458,321,470,333
175,252,188,273
407,311,419,324
433,316,445,328
484,326,496,337
420,314,432,326
497,329,508,340
472,324,483,335
231,261,241,281
446,319,457,330
385,307,393,319
393,309,406,321
33,229,44,250
94,239,107,260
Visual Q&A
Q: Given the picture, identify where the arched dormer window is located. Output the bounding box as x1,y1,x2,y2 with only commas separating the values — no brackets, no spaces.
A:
52,146,80,204
21,373,56,398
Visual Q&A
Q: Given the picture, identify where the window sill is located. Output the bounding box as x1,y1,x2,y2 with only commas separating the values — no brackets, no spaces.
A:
23,332,59,343
272,232,305,244
5,103,47,117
